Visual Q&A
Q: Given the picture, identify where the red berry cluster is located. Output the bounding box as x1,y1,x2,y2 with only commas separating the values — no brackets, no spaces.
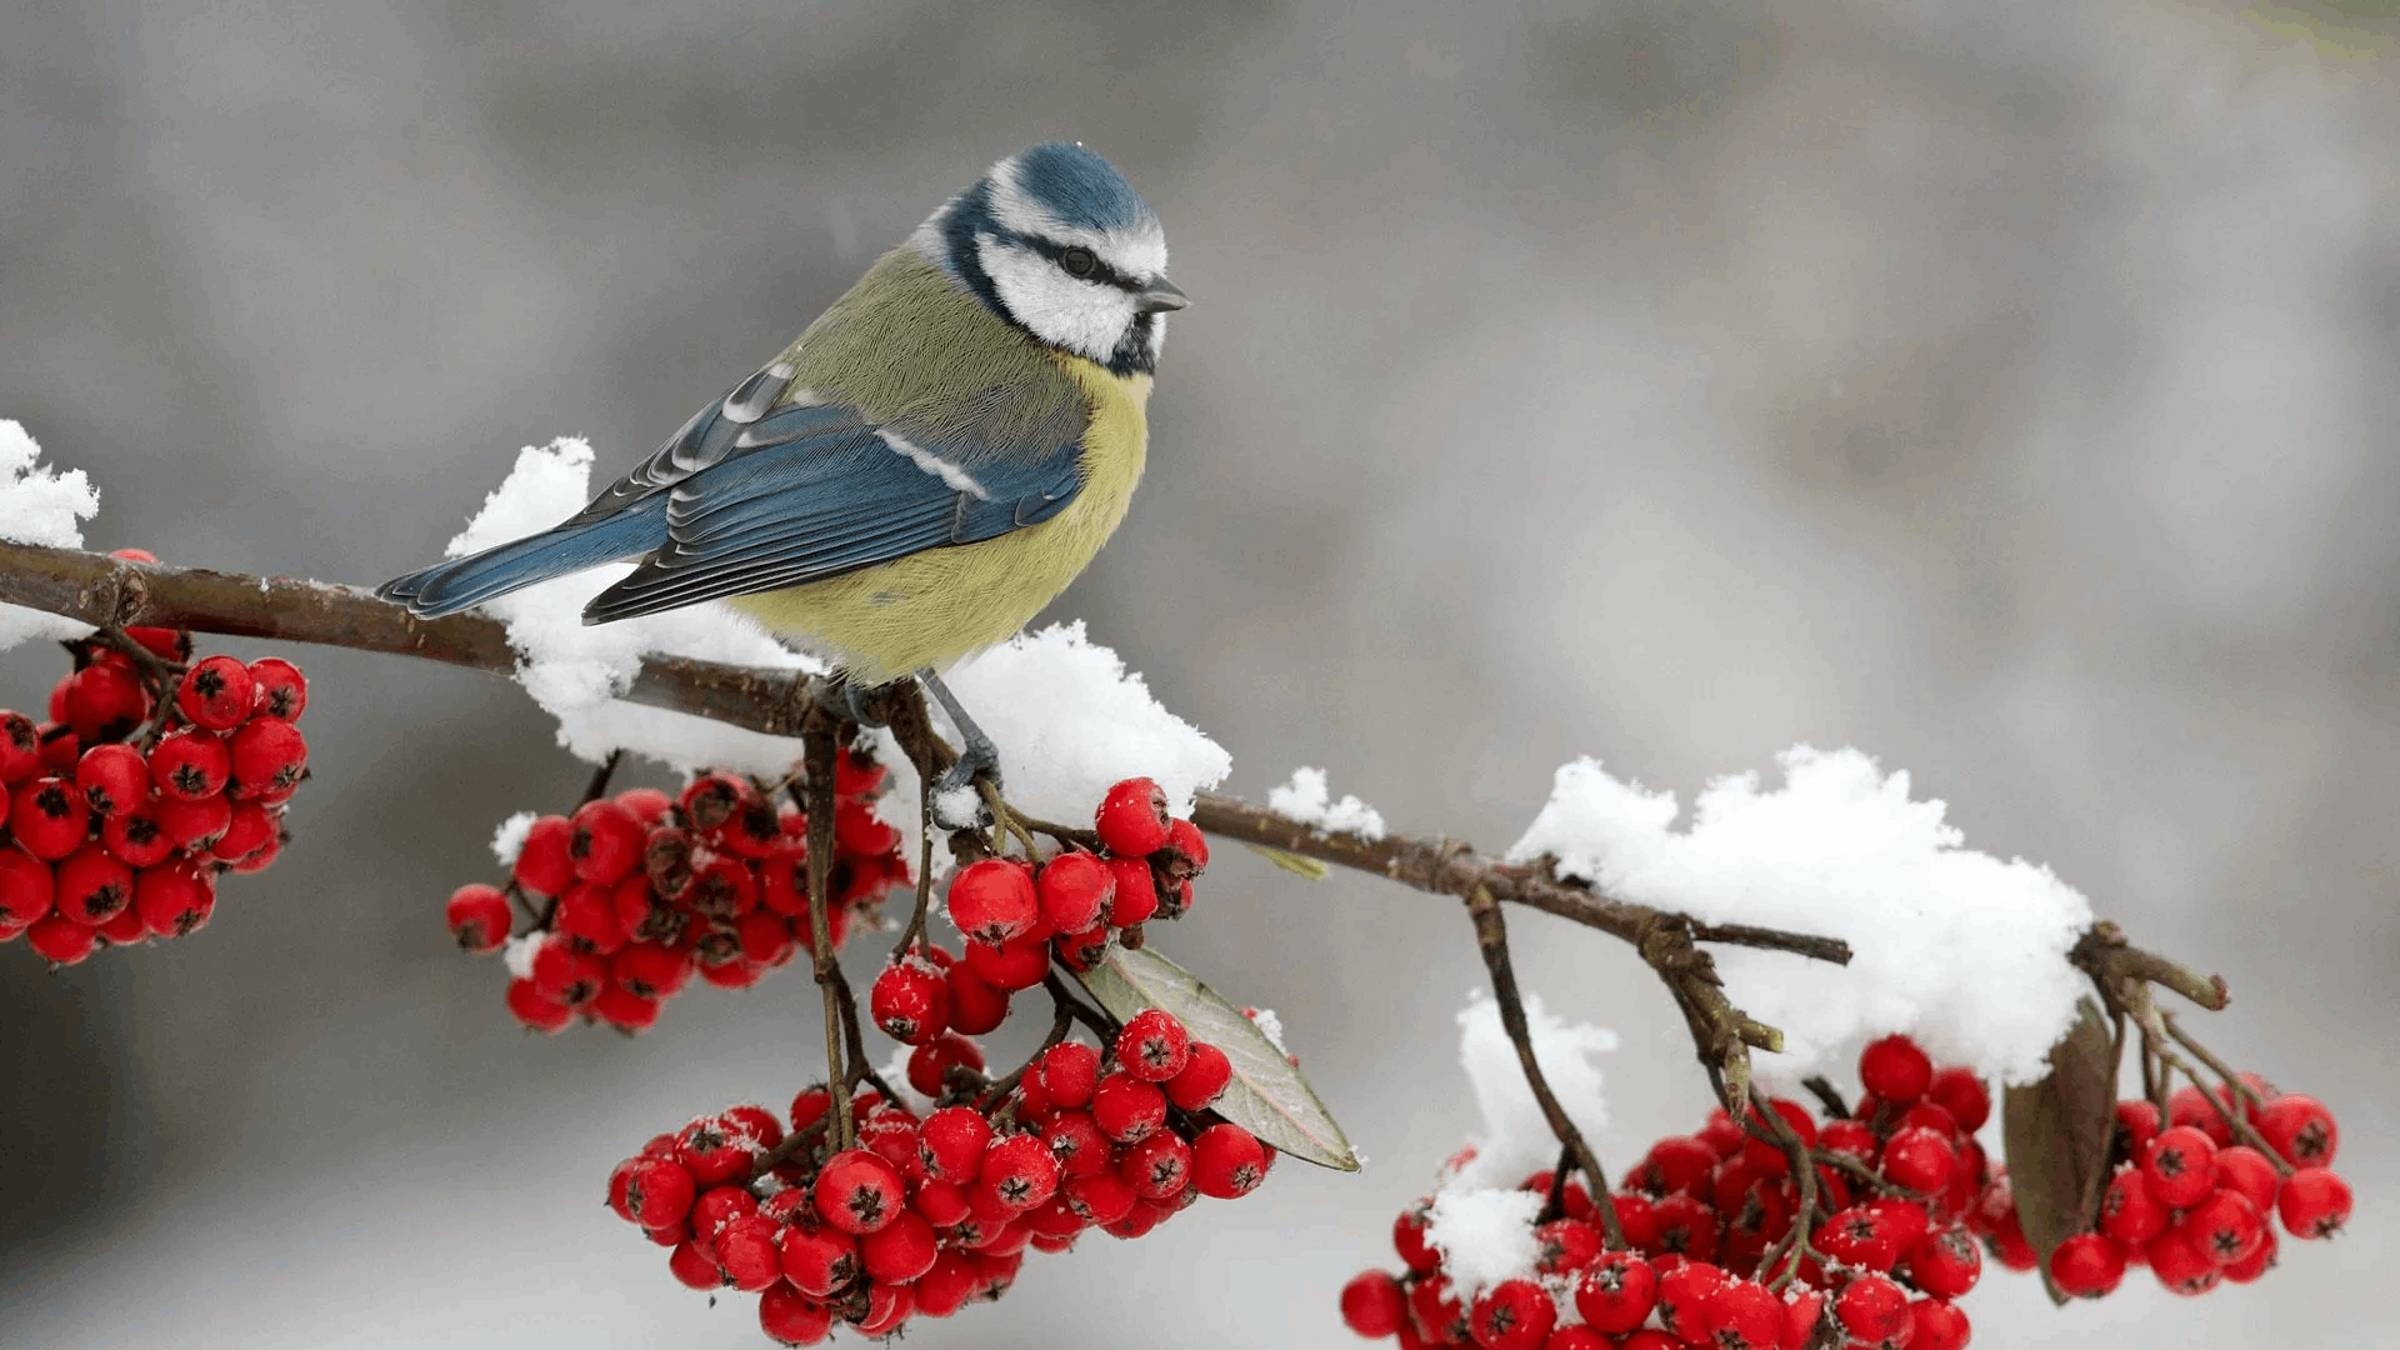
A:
1,550,310,965
1342,1035,1998,1350
443,748,908,1033
1976,1077,2350,1300
868,775,1206,1044
603,1004,1271,1345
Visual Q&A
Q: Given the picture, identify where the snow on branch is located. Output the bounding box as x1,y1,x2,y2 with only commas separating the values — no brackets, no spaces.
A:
1509,749,2094,1085
0,421,101,650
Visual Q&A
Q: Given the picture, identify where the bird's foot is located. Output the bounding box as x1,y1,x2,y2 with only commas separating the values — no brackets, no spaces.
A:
929,741,1002,832
808,677,890,730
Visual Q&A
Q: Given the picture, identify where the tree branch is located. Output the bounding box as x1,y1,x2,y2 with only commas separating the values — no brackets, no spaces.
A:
0,541,1852,971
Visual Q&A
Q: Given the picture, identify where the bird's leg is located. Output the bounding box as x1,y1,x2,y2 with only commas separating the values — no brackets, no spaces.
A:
920,669,1002,831
804,674,890,730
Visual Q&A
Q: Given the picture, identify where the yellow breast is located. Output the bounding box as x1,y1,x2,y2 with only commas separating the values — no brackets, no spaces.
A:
729,359,1150,683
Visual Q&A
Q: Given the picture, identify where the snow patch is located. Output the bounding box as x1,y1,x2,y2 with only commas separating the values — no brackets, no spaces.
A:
0,420,101,648
441,438,818,776
1424,1186,1544,1297
1507,747,2093,1085
1266,766,1387,841
489,811,538,868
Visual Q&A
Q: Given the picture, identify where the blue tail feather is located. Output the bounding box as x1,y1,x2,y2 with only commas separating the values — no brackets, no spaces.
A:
378,498,666,618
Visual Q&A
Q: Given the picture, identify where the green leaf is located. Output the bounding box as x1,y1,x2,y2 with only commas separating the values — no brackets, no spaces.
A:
1243,843,1328,880
1076,944,1361,1171
2002,998,2120,1302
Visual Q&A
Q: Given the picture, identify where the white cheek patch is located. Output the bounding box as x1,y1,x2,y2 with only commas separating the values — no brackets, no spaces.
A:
978,235,1139,363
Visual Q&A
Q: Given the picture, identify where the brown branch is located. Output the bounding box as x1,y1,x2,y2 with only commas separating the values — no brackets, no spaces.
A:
798,715,852,1151
0,541,1854,972
1465,885,1627,1250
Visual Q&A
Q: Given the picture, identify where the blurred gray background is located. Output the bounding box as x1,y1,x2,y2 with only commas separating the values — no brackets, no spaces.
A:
2,2,2393,1346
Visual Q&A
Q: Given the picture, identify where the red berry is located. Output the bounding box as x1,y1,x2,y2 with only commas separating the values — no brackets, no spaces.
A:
1091,1072,1167,1143
2276,1166,2352,1239
150,793,227,853
2254,1093,2339,1168
906,1031,985,1098
1051,919,1112,973
1648,1193,1722,1262
444,884,512,952
73,744,147,818
2099,1166,2167,1246
511,815,575,896
2224,1224,2279,1283
1036,851,1114,933
623,1157,697,1231
247,658,307,721
1571,1249,1657,1333
1166,1041,1234,1111
978,1132,1061,1215
860,1208,939,1284
1881,1125,1959,1193
917,1105,996,1182
1116,1008,1192,1082
946,858,1039,944
27,911,97,964
225,717,305,800
133,861,214,937
1036,1041,1103,1109
1905,1225,1982,1300
63,663,146,741
1094,776,1171,856
2114,1099,2163,1157
815,1148,906,1234
665,1237,722,1290
1860,1034,1934,1103
962,931,1049,991
677,772,752,833
55,844,133,925
1104,854,1159,926
709,1212,781,1291
2050,1231,2126,1297
1161,816,1208,874
148,729,229,803
589,981,658,1032
870,957,951,1045
1190,1122,1267,1199
1468,1278,1554,1350
1908,1298,1972,1350
0,711,41,784
503,978,573,1032
529,939,606,1008
1653,1261,1728,1343
1697,1277,1781,1350
946,965,1011,1035
2143,1126,2219,1208
1394,1201,1440,1274
174,655,254,731
1339,1269,1407,1339
2181,1188,2267,1267
2145,1226,2222,1296
566,798,643,883
12,775,90,859
611,941,689,1000
1833,1273,1913,1342
0,848,53,925
2214,1145,2281,1213
1120,1131,1193,1200
1927,1066,1992,1132
778,1221,860,1297
210,800,277,865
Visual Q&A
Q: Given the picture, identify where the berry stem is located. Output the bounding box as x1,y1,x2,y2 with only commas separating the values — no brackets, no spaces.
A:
799,710,853,1150
1464,883,1627,1250
1801,1075,1852,1120
578,749,623,806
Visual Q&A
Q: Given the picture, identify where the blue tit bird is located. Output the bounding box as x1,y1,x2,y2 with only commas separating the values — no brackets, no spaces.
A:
379,143,1185,804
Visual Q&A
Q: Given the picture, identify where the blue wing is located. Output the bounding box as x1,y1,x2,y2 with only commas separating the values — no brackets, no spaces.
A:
579,400,1084,623
380,358,1087,623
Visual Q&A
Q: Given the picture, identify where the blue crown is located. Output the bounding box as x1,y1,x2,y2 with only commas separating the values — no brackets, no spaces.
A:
1005,142,1155,233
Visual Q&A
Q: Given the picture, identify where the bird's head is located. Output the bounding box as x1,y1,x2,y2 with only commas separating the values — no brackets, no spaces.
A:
916,143,1184,377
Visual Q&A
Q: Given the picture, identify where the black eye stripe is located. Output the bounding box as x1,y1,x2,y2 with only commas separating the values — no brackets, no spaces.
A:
1022,236,1141,292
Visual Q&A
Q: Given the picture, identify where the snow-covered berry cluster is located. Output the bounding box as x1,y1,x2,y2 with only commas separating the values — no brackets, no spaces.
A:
1,549,310,964
604,1003,1271,1345
1343,1035,1999,1349
1976,1078,2350,1301
444,747,908,1033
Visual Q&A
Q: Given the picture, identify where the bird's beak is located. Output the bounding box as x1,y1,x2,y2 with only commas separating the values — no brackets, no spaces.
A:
1134,278,1189,314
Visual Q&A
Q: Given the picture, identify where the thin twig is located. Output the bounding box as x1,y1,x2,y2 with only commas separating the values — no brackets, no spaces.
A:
1465,884,1626,1250
799,714,852,1150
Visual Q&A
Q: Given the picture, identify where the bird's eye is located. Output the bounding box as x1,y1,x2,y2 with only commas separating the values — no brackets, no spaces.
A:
1059,247,1098,278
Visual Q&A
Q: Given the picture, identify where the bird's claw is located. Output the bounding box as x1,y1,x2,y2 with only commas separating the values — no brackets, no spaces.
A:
930,748,1002,832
